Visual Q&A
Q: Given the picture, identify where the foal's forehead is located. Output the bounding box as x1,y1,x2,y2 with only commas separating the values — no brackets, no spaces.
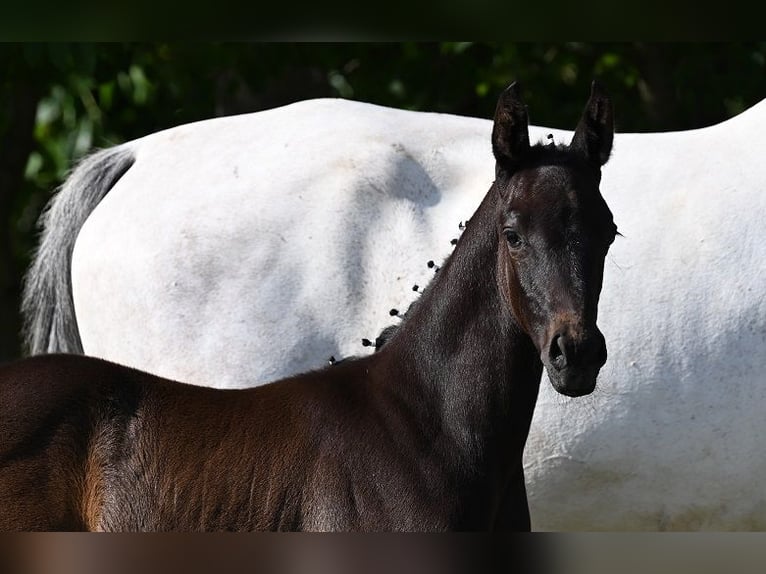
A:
508,163,602,209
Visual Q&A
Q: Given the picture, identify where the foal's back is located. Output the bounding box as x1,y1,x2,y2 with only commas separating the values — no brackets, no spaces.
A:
0,354,458,531
0,354,315,530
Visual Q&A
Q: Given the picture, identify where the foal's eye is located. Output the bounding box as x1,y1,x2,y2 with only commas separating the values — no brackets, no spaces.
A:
504,229,523,248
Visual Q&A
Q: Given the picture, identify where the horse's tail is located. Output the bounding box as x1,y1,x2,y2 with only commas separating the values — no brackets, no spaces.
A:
21,146,135,355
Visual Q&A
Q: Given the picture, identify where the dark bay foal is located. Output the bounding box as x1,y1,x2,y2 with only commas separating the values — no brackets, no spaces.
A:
0,82,617,531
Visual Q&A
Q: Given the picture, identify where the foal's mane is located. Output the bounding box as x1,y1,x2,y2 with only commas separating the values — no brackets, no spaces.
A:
371,139,589,352
498,140,591,171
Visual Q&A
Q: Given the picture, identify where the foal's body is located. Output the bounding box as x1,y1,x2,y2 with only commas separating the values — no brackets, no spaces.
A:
2,185,540,531
1,352,534,531
0,82,615,531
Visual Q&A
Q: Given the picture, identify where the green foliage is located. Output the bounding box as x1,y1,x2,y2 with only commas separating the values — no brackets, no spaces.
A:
6,41,766,255
19,42,766,204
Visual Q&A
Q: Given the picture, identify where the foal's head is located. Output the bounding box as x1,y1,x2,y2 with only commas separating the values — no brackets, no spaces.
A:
492,82,617,397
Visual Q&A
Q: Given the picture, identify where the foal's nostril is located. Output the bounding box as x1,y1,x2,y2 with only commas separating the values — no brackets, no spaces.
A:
548,333,568,370
548,330,607,371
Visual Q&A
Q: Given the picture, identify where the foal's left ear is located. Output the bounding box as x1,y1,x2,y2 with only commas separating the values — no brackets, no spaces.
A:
492,82,530,167
571,80,614,167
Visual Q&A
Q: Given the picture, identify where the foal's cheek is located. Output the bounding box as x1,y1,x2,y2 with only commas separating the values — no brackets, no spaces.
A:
499,256,534,335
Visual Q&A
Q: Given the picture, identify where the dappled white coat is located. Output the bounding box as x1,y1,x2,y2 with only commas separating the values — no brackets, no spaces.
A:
72,98,766,530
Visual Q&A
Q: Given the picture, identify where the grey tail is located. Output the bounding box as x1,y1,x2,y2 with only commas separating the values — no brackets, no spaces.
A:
21,146,135,355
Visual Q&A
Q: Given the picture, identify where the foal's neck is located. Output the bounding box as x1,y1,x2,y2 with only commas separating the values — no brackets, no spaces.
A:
380,188,543,469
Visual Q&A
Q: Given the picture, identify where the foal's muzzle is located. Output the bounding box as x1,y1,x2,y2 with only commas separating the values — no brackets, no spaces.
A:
543,328,607,397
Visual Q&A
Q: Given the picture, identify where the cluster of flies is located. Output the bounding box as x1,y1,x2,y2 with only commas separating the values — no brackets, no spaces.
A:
329,133,558,364
327,217,470,366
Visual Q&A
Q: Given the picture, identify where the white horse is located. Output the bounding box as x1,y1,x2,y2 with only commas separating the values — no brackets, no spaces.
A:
23,95,766,530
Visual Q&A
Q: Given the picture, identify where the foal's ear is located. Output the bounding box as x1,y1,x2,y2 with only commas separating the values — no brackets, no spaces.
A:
571,80,614,166
492,82,530,167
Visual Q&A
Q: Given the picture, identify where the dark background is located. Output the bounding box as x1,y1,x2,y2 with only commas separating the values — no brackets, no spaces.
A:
1,42,765,361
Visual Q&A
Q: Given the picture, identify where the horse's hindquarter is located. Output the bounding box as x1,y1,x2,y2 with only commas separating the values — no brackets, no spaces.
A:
72,99,498,388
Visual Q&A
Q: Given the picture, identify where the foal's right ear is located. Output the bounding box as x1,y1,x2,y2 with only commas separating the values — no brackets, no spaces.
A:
492,82,530,167
571,80,614,167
